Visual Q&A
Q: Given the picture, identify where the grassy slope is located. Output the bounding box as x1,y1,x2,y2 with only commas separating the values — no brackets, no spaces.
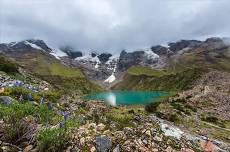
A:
3,52,102,94
112,66,205,91
127,66,166,77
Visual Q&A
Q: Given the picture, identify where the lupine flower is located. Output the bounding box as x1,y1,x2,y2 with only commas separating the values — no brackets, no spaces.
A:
19,94,24,102
63,111,68,121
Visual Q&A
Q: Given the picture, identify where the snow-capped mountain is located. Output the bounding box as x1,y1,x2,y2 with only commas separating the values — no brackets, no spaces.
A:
1,37,229,86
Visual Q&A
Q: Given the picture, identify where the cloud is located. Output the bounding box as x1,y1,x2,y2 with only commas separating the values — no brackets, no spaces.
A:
0,0,230,53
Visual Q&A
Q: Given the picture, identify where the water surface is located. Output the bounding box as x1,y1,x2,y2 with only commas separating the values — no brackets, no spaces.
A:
85,91,168,106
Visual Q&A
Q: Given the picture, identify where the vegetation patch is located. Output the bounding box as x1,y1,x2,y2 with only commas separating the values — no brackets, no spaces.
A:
128,66,165,77
0,56,18,74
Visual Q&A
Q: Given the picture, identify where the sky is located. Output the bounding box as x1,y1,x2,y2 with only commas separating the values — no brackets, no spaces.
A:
0,0,230,53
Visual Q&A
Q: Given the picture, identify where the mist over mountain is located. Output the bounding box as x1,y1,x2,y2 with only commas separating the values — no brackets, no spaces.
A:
1,0,230,52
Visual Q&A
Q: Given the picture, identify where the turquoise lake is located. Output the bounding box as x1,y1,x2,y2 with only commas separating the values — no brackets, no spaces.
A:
85,91,168,106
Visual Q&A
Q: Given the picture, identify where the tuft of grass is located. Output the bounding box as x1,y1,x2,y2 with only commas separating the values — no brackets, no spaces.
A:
36,128,70,152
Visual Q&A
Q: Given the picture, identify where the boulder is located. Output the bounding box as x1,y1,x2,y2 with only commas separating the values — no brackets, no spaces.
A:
0,96,14,105
113,145,120,152
95,136,112,152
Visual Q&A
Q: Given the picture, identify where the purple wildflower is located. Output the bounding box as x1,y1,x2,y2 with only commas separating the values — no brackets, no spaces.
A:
19,94,24,102
63,111,68,121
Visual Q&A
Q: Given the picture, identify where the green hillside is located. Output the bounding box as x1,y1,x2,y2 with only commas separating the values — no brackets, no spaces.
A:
112,67,206,91
2,52,101,94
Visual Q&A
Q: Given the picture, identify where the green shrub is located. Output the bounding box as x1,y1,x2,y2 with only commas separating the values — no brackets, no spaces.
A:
185,104,197,112
145,101,161,113
0,103,36,144
37,128,69,152
201,116,219,123
106,113,134,130
168,113,180,123
0,56,18,74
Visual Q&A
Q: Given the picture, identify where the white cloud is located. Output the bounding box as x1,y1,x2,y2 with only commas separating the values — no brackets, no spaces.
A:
0,0,230,52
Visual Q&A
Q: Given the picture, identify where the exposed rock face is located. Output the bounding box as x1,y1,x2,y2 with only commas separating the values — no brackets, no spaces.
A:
60,46,83,59
118,50,145,71
151,45,168,56
117,49,159,72
0,39,52,56
97,53,112,63
168,40,201,52
26,39,52,52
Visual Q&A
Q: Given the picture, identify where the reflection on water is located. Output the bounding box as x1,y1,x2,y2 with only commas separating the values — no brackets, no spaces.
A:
105,92,116,106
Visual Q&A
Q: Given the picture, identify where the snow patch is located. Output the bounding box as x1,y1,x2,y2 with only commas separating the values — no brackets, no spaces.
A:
76,53,101,69
50,48,68,59
160,123,184,139
24,41,44,51
144,48,159,59
104,73,116,83
104,64,117,83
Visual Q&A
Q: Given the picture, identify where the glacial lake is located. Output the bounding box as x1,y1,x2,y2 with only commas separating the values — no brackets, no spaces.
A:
85,91,169,106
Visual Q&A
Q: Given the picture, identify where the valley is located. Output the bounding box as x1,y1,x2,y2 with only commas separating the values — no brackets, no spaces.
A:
0,37,230,152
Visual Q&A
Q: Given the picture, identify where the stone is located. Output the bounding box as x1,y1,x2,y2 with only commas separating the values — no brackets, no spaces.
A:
90,146,96,152
165,146,173,152
114,131,125,140
153,135,162,142
23,145,33,152
113,145,120,152
97,123,106,131
145,130,151,137
152,148,158,152
96,136,112,152
180,148,195,152
80,137,85,145
200,140,216,152
123,127,133,135
0,96,14,105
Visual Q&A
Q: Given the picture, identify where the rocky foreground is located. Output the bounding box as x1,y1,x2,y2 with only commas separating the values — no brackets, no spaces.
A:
0,87,229,152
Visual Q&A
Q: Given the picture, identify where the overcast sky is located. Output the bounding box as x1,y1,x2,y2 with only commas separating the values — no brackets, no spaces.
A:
0,0,230,52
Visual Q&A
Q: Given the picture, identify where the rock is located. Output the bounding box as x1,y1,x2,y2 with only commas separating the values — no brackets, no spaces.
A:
95,136,112,152
200,140,216,152
153,135,163,142
145,130,151,137
97,53,112,63
97,123,106,131
90,146,96,152
142,139,148,145
113,145,120,152
23,145,33,152
0,87,5,93
114,131,125,140
0,96,14,105
152,148,158,152
80,137,85,145
123,127,133,136
180,148,195,152
65,146,72,152
165,146,173,152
